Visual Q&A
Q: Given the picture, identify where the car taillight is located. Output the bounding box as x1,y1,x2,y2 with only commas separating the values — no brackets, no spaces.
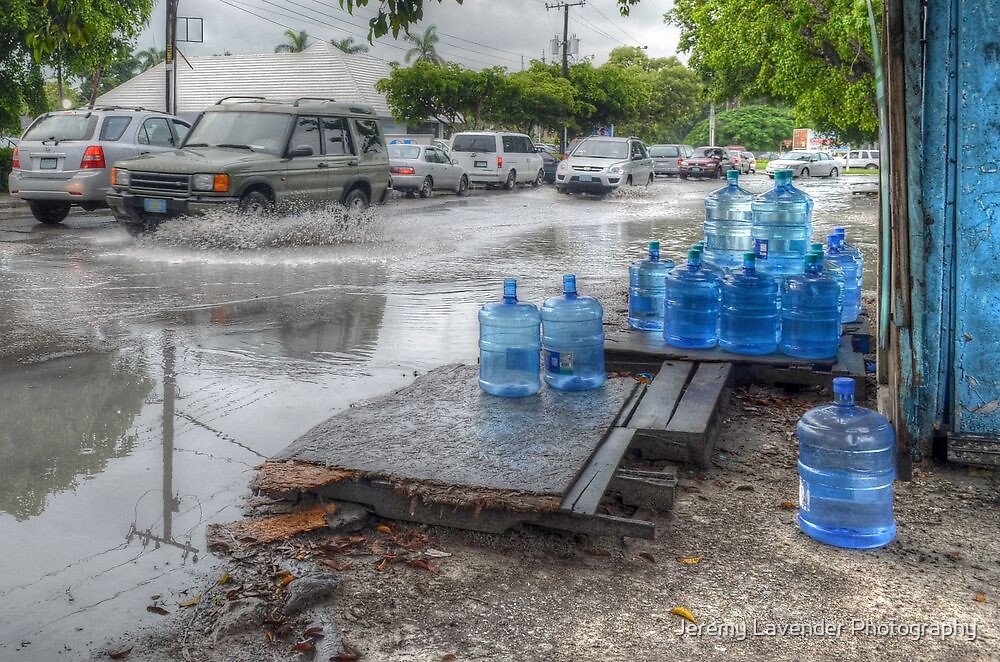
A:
80,145,105,169
390,166,415,175
11,147,19,169
677,158,683,166
497,155,503,168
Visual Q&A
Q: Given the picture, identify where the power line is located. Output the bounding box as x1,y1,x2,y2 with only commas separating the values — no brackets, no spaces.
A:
587,2,643,45
576,13,625,45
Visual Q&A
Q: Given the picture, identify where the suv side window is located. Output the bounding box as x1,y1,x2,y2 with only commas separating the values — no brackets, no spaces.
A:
354,119,384,154
321,117,354,156
172,119,190,144
520,137,534,153
138,117,175,147
289,116,322,156
99,116,132,141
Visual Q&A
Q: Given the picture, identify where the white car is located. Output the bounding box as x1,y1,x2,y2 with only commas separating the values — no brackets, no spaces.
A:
449,131,544,189
555,136,654,194
764,150,841,178
845,149,880,169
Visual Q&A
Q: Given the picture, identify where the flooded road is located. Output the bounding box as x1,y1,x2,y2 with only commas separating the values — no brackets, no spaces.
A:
0,175,878,659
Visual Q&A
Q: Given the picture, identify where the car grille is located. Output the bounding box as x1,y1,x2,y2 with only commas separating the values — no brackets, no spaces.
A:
130,172,190,196
571,165,603,172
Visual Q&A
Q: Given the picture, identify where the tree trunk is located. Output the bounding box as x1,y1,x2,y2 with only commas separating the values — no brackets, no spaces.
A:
88,66,103,107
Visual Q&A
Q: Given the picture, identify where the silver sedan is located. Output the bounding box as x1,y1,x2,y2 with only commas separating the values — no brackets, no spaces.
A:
388,144,469,198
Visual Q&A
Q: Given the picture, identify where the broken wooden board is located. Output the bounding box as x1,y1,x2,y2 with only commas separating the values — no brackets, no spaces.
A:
947,433,1000,468
624,360,732,467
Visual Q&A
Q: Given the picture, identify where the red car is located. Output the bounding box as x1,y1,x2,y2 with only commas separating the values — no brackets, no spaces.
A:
679,146,736,179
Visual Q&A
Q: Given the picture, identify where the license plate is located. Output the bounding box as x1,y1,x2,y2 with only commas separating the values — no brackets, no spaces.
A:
474,160,487,168
39,158,57,170
690,167,702,173
143,198,167,214
579,175,593,182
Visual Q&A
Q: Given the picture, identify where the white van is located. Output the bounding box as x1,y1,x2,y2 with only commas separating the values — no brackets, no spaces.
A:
450,131,544,189
845,149,880,169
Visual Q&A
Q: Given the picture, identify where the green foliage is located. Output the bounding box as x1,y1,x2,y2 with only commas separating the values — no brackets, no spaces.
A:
667,0,880,139
683,104,796,152
504,70,577,135
43,81,84,111
275,29,310,53
331,37,369,54
136,47,166,70
404,25,443,65
0,147,14,192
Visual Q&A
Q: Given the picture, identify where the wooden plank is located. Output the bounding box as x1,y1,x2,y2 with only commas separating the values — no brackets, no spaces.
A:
947,434,1000,468
608,471,676,511
612,382,646,429
605,329,838,368
534,511,655,539
663,362,732,467
629,361,694,431
560,427,636,515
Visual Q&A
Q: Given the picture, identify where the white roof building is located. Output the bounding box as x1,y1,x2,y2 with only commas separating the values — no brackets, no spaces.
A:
96,42,404,130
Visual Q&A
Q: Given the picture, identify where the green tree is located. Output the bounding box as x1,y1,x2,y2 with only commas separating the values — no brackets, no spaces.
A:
43,80,84,111
503,69,577,135
667,0,880,139
136,46,165,70
376,62,469,128
683,104,796,152
274,29,310,53
331,37,369,54
403,25,443,65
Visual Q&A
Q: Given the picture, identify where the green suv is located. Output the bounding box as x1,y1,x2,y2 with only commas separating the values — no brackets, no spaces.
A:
107,97,391,232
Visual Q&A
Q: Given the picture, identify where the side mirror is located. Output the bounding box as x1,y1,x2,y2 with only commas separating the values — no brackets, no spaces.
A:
632,154,643,161
452,159,459,165
288,145,314,158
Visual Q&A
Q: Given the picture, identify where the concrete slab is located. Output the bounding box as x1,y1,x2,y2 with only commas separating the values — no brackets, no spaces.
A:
273,364,634,501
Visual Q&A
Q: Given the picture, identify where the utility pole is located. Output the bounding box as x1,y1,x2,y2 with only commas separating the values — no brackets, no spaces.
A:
165,0,179,114
545,1,584,153
709,102,716,146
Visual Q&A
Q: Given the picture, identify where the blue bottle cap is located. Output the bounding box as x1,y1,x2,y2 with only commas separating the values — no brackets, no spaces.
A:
742,252,755,269
687,248,702,265
648,240,660,260
835,227,846,237
774,169,792,183
503,277,517,300
726,169,739,183
833,377,855,396
811,242,825,253
563,274,577,295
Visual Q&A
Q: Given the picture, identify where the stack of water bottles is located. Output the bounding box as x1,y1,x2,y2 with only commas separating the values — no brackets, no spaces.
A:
627,168,864,360
478,275,606,397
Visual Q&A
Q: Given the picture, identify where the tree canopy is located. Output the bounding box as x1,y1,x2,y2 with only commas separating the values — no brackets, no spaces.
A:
274,29,310,53
683,104,796,152
403,25,443,65
667,0,880,139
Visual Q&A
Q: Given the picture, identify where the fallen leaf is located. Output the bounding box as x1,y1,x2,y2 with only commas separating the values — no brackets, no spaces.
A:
671,606,696,624
178,595,201,608
265,631,274,643
638,552,656,563
217,572,230,586
279,574,296,587
145,605,169,616
676,556,702,565
319,558,353,572
975,593,986,603
302,626,324,638
406,559,439,573
149,594,161,601
108,646,133,659
226,588,242,600
442,655,457,661
376,525,393,535
291,641,316,653
946,551,961,561
780,501,797,510
424,548,452,559
375,556,395,573
334,643,362,660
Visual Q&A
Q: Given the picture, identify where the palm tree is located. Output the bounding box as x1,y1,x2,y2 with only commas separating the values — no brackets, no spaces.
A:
274,29,310,53
404,25,443,65
330,37,369,54
135,47,165,71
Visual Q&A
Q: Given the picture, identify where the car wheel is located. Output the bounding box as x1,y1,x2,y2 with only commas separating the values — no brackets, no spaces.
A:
532,168,544,187
29,201,71,224
800,167,810,178
646,173,654,186
829,167,839,178
343,187,370,211
238,190,273,216
503,170,516,190
680,173,688,179
865,163,879,169
457,175,469,196
556,187,569,195
419,176,433,199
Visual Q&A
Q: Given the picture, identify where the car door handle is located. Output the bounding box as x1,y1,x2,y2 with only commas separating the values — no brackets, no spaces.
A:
317,162,329,168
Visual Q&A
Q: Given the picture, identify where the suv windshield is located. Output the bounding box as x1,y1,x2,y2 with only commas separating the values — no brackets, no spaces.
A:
23,114,98,142
451,135,497,152
388,145,421,159
649,145,679,157
184,111,292,155
573,139,628,159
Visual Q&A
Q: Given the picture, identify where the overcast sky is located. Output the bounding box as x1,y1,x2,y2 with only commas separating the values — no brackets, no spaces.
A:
137,0,684,68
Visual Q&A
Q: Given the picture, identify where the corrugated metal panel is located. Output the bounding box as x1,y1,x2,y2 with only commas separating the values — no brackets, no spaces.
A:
97,42,393,117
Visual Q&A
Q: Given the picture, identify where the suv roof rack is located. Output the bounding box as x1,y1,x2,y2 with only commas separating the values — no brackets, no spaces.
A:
216,96,266,105
88,105,157,113
293,97,337,107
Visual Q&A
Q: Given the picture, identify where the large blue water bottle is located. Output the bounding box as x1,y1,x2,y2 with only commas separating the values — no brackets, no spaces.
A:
797,377,896,549
704,170,755,270
719,252,779,355
479,278,541,397
664,248,721,349
751,168,813,276
541,274,606,391
826,234,861,322
779,253,841,359
810,241,845,323
628,240,674,331
834,227,864,305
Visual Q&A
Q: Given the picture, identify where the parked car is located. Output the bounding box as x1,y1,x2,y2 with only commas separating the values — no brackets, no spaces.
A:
388,143,468,197
740,151,757,173
845,149,880,169
449,131,544,189
533,143,559,155
764,150,841,178
679,146,735,179
649,144,692,177
756,151,781,161
431,138,452,152
107,97,390,234
8,106,190,224
539,149,559,183
555,136,653,195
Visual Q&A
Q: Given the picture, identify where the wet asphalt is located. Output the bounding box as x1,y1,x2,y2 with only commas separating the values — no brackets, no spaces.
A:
0,175,878,659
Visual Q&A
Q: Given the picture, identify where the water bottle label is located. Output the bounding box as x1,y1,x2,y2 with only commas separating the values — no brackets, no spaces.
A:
505,348,538,372
755,239,769,260
799,478,810,512
544,350,574,375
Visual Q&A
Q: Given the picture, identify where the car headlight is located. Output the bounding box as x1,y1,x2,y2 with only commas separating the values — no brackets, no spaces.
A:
557,160,568,172
194,173,229,192
608,165,623,175
111,168,129,187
